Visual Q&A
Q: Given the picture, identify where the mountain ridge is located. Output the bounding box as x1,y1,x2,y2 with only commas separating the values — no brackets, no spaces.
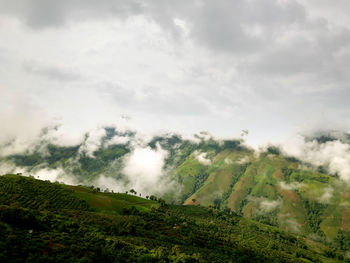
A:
1,128,350,244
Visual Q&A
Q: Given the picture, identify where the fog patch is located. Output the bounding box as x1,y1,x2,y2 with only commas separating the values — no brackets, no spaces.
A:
38,124,86,147
280,214,301,233
122,144,171,196
194,151,212,166
0,139,35,156
236,156,250,164
319,186,334,204
79,127,107,157
0,163,78,186
279,181,305,190
94,175,126,193
260,199,282,213
194,131,212,142
0,161,26,175
105,135,130,146
32,168,77,185
281,135,350,184
224,158,233,165
248,196,282,213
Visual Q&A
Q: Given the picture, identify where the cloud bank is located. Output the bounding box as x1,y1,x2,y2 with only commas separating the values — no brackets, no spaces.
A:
122,144,171,196
282,135,350,184
0,0,350,148
1,1,350,195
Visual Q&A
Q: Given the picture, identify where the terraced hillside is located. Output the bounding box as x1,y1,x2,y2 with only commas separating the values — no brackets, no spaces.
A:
2,129,350,245
178,148,350,242
0,174,344,262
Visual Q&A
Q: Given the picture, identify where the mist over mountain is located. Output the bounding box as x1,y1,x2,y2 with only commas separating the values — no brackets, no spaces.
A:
2,0,350,261
2,126,350,187
2,125,350,244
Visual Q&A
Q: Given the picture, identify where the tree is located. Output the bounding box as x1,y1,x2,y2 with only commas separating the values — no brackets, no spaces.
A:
149,195,157,201
158,198,166,207
213,198,221,209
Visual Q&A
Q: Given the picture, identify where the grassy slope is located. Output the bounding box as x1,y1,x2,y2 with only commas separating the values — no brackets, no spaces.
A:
65,185,158,214
183,150,252,206
177,150,350,241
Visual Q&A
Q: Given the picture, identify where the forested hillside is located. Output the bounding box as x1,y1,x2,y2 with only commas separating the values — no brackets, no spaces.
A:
0,174,345,262
1,129,350,248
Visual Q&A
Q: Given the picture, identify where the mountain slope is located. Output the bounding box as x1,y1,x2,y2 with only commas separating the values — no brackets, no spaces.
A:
2,129,350,245
0,174,343,262
181,149,350,242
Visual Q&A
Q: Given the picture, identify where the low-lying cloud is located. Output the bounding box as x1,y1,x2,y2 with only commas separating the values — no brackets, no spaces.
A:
0,126,182,198
122,144,171,196
279,181,305,191
280,214,301,233
248,196,282,213
319,186,334,204
259,199,282,213
281,135,350,184
194,151,212,166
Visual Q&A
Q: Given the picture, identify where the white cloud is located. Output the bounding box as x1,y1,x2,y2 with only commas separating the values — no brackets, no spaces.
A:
79,127,106,157
94,175,125,193
0,165,77,185
279,181,305,191
260,199,282,213
248,196,282,213
0,161,26,175
194,151,212,166
31,168,77,185
122,144,170,195
282,215,301,233
319,186,333,204
236,156,250,164
281,135,350,184
0,0,350,149
224,158,233,165
106,135,130,146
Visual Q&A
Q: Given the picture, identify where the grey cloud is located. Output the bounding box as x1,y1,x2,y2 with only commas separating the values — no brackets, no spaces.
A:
1,0,350,145
240,45,323,77
102,81,210,116
142,0,307,54
22,60,80,82
187,0,306,54
0,0,144,28
323,88,350,108
281,135,350,184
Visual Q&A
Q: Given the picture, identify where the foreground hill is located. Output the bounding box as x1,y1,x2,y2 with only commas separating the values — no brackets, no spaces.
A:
0,174,343,262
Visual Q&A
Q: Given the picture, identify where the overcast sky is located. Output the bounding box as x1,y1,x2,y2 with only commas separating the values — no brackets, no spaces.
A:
1,0,350,146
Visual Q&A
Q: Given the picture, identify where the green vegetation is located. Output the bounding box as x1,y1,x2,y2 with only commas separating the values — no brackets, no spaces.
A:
0,174,344,262
0,174,91,211
4,131,350,259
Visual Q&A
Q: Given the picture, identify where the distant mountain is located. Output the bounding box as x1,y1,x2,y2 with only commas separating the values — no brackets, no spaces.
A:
1,128,350,245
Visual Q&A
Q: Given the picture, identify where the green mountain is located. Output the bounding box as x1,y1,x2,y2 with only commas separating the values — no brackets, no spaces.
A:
1,128,350,251
0,174,344,262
